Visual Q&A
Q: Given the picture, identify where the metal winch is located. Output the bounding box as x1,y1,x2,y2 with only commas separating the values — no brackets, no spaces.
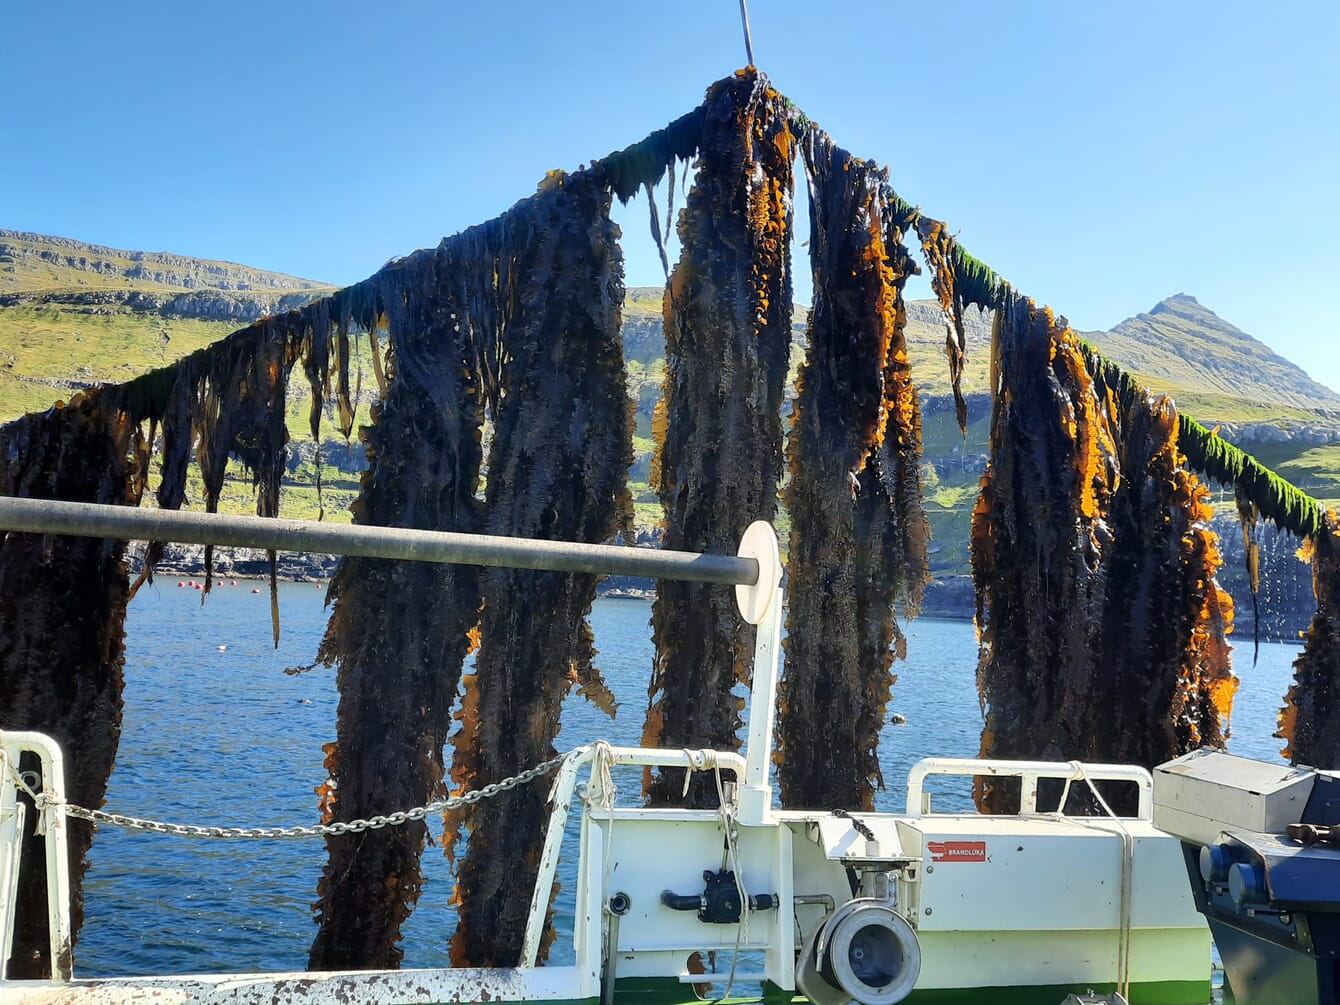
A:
1155,748,1340,1004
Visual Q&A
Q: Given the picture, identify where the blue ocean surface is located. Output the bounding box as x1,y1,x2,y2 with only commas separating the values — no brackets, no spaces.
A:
75,580,1301,977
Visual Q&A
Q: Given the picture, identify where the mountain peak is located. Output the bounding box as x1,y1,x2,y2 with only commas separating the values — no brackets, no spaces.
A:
1146,293,1237,330
1091,294,1340,413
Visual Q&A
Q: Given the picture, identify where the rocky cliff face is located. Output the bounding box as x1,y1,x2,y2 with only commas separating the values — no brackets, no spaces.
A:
0,230,333,297
0,287,326,320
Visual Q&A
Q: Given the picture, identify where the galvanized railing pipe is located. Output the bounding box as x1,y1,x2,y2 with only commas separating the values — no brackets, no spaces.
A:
0,497,759,587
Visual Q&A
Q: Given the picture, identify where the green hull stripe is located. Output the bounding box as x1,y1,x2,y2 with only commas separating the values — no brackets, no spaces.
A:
421,976,1210,1004
901,979,1211,1005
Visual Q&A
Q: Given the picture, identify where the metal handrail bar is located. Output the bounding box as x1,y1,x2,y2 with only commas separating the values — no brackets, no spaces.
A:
0,498,758,587
905,757,1154,819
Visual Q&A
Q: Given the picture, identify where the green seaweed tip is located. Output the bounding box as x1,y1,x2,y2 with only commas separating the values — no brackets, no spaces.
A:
1177,413,1323,538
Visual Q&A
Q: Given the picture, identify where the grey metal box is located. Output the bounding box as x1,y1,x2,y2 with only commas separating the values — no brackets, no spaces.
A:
1153,748,1315,846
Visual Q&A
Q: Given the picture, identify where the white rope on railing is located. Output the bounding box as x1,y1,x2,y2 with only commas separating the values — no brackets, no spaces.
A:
1068,760,1135,1002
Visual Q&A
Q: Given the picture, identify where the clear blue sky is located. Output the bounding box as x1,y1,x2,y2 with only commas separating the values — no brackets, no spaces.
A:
4,1,1338,392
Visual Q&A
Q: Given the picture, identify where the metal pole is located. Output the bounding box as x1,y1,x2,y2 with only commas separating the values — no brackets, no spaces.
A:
0,497,759,587
738,0,755,66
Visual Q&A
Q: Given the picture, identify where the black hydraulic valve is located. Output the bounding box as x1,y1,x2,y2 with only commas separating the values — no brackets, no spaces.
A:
661,869,779,924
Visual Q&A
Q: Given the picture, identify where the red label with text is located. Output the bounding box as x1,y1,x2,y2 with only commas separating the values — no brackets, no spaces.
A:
927,840,987,863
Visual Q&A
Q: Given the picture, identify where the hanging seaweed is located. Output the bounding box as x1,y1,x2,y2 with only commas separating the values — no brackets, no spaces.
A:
775,134,928,810
973,296,1236,812
306,255,487,971
125,362,194,599
917,218,971,434
1278,513,1340,767
445,170,632,967
0,391,145,978
191,317,293,642
643,68,794,807
1236,484,1263,662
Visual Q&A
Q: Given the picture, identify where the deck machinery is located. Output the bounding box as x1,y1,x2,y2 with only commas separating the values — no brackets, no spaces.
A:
1155,749,1340,1005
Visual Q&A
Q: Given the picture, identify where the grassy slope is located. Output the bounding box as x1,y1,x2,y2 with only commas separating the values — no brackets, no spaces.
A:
0,304,239,416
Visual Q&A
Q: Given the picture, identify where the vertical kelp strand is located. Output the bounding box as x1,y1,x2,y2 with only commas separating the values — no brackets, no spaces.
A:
0,392,142,978
301,300,333,520
643,69,794,808
776,134,928,810
1236,484,1263,663
446,170,632,966
973,295,1235,812
307,252,487,971
916,218,970,435
1279,513,1340,767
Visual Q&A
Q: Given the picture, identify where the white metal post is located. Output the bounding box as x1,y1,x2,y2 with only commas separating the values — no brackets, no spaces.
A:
734,522,783,827
0,731,73,982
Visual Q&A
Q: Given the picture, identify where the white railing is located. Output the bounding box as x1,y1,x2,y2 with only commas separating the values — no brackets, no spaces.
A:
0,731,72,982
905,757,1154,820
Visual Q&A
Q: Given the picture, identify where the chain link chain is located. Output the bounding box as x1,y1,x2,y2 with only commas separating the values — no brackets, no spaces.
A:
23,752,569,841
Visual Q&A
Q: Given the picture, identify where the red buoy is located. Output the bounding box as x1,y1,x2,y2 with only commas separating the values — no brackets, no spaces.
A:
177,581,185,588
251,587,261,594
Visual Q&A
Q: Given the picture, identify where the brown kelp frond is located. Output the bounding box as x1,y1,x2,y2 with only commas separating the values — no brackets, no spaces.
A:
304,267,483,965
644,68,794,808
307,245,488,971
447,170,631,967
1236,483,1263,662
776,133,927,810
1279,511,1340,766
974,296,1235,812
0,390,143,977
973,294,1118,811
916,218,970,434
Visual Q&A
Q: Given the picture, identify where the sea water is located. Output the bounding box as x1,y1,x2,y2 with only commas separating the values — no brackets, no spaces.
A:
73,580,1301,976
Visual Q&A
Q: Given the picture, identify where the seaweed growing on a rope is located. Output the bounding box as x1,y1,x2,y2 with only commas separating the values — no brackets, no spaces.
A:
775,134,928,810
0,392,145,978
446,170,632,966
973,297,1235,812
192,317,294,642
643,69,795,807
1278,513,1340,767
307,257,487,971
917,218,971,434
118,309,310,637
